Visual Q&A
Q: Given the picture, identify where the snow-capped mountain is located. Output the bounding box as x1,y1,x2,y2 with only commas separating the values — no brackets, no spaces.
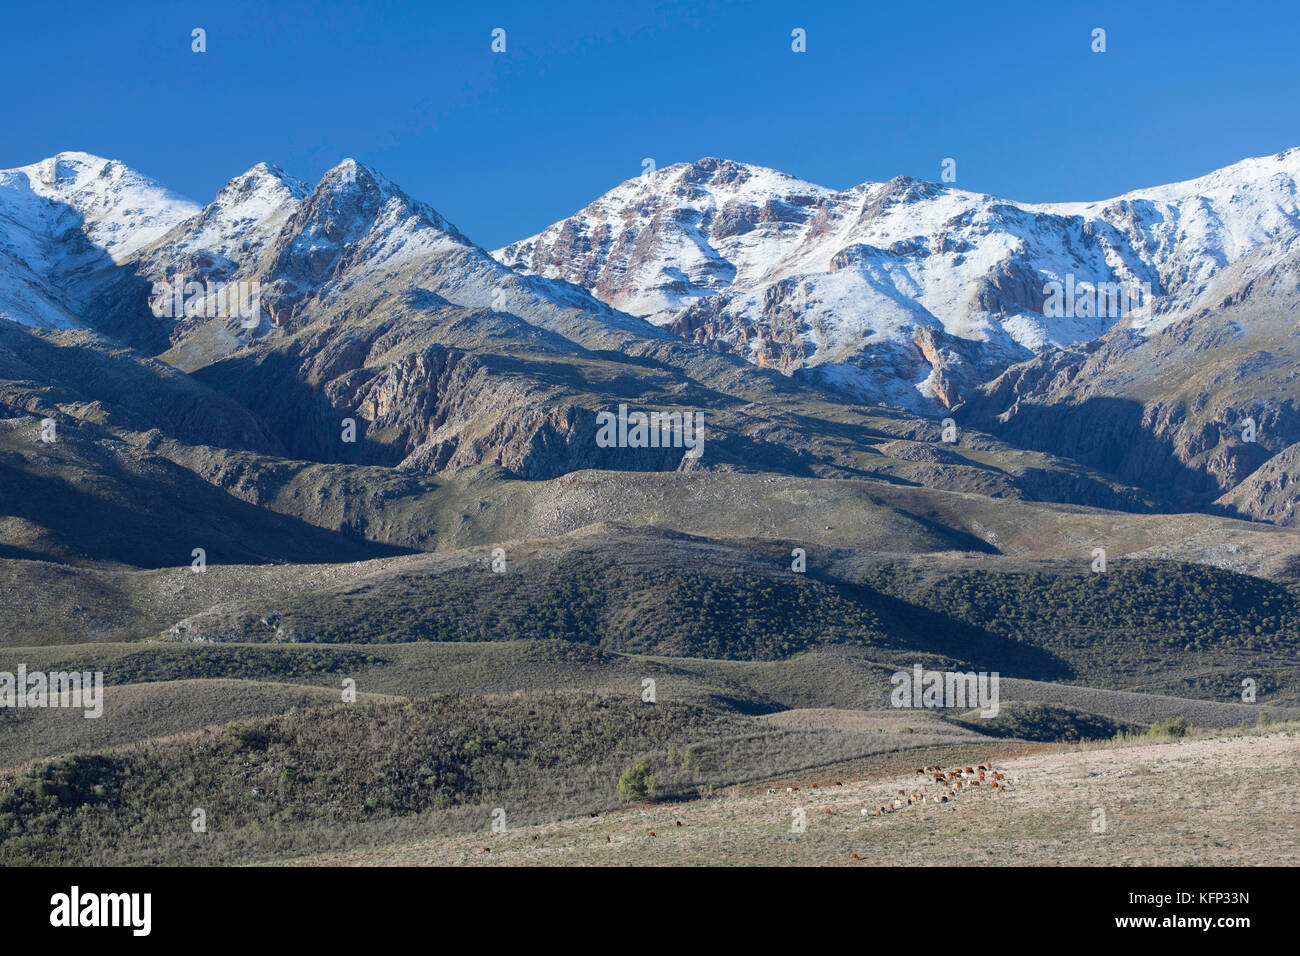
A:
2,148,1296,522
0,151,199,330
494,150,1300,408
230,157,659,345
5,147,1298,416
0,152,670,364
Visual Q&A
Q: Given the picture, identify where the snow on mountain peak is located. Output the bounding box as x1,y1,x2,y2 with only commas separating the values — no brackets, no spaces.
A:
0,153,201,330
494,148,1300,408
11,152,200,261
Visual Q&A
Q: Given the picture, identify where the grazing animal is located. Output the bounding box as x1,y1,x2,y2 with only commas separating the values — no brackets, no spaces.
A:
482,847,491,853
648,830,656,837
606,835,611,843
675,820,683,827
788,787,799,793
940,796,948,803
824,808,833,815
850,853,860,860
834,781,843,787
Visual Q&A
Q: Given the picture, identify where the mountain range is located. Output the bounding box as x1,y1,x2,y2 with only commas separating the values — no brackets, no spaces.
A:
0,147,1296,540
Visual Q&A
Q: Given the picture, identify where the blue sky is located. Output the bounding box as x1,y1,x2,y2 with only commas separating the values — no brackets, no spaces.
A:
3,0,1297,248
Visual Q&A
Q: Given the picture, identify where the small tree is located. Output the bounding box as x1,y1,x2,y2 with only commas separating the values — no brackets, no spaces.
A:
1149,717,1188,739
617,758,656,801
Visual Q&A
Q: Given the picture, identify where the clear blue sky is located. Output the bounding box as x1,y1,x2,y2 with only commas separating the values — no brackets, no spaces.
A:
3,0,1296,249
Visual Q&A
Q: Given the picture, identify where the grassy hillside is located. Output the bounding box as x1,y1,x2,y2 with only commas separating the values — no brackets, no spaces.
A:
861,558,1300,700
3,535,1295,701
0,691,974,865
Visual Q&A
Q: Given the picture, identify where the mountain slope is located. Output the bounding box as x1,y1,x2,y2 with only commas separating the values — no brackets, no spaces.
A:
959,240,1300,516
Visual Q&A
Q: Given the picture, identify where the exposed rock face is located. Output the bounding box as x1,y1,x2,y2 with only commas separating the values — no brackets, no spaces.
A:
959,245,1300,513
1219,442,1300,526
333,344,687,478
0,322,281,455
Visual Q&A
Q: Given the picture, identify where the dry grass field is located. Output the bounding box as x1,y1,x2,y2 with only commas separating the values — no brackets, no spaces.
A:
298,727,1300,866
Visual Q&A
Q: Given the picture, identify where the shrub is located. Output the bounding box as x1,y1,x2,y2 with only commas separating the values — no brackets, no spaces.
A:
617,758,657,801
1149,717,1188,738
